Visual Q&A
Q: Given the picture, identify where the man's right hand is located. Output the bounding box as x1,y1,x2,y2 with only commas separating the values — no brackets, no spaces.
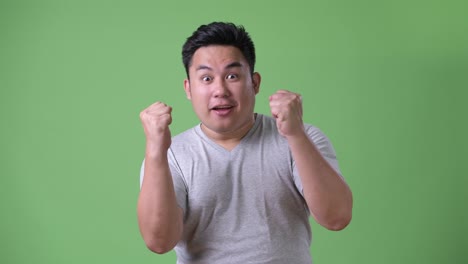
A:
140,102,172,155
138,102,183,253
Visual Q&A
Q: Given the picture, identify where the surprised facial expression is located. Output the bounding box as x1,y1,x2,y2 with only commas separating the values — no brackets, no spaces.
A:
184,45,261,136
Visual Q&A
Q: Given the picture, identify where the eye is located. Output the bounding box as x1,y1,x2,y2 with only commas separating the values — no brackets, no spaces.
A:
202,76,212,82
226,74,238,80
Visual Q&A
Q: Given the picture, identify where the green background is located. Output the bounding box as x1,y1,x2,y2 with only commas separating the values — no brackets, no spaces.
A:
1,0,467,263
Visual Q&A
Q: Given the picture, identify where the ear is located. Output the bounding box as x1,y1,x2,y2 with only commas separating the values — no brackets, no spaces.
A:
183,79,192,100
252,72,261,95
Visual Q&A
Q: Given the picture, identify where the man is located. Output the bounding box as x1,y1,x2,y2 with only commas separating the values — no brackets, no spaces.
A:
138,22,353,263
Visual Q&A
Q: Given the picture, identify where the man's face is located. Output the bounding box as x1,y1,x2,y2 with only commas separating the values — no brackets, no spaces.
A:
184,45,260,136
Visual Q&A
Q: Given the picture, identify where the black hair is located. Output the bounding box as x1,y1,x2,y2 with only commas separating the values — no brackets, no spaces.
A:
182,22,256,78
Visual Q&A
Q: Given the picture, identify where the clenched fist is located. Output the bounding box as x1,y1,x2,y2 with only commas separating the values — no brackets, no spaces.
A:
140,102,173,154
269,90,304,138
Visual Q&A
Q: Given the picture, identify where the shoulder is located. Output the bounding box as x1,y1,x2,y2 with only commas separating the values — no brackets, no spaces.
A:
169,125,201,151
172,125,198,142
257,114,324,139
250,114,289,149
256,113,278,133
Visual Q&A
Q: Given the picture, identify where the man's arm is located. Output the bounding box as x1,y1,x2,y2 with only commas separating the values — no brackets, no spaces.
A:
137,102,183,253
287,131,352,230
269,90,353,230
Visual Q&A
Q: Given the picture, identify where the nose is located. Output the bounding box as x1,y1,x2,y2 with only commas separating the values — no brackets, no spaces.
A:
213,79,230,98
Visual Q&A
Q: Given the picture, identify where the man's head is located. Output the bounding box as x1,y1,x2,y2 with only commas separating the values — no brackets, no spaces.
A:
182,22,256,79
181,22,261,139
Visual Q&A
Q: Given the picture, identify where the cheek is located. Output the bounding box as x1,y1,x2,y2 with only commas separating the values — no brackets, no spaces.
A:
240,84,257,99
190,87,209,99
190,90,210,109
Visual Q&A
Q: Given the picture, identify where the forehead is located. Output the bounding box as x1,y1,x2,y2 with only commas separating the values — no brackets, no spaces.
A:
190,45,247,70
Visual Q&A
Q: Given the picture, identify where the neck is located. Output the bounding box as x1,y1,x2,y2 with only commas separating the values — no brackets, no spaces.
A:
201,114,257,150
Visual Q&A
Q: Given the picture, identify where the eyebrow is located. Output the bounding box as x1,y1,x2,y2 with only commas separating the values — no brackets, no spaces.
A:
195,62,243,71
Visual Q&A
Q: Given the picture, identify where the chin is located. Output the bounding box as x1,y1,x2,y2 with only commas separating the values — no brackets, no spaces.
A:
202,120,236,133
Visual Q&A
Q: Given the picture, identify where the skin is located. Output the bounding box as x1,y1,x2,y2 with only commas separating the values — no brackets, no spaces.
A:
183,45,261,150
269,90,353,230
137,45,353,254
138,101,183,254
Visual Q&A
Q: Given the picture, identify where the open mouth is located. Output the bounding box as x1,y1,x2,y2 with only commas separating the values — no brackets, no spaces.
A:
211,105,234,110
211,105,235,116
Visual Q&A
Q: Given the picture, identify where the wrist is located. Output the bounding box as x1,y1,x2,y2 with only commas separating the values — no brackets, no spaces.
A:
284,129,308,144
145,142,169,161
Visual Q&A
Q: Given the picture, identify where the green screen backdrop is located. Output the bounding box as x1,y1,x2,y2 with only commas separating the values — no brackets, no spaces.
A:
1,0,467,263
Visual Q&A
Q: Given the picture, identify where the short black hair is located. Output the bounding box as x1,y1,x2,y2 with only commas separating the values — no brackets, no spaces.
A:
182,22,256,78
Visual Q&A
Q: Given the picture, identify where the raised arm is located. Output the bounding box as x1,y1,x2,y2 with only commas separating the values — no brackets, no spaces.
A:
269,90,353,230
137,102,183,253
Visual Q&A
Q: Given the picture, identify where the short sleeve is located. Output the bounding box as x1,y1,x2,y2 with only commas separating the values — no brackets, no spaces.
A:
167,149,188,214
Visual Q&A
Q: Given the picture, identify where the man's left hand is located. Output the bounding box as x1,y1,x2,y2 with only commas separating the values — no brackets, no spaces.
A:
269,90,304,138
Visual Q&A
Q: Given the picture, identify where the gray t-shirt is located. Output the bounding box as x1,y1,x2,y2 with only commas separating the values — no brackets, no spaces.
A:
140,114,341,264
